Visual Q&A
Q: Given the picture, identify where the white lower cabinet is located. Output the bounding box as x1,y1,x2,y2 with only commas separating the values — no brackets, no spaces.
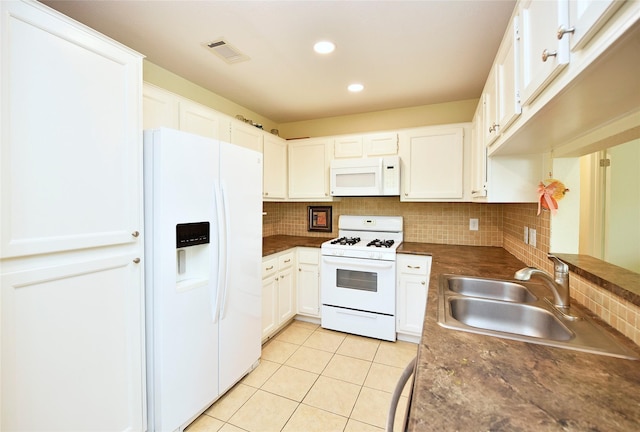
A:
396,254,432,342
262,250,296,340
297,247,320,318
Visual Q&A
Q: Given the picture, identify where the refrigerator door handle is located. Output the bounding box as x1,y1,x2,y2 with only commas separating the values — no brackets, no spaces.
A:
212,183,225,323
219,182,231,320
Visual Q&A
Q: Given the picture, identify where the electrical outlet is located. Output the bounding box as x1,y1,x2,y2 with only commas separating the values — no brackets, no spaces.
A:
469,218,479,231
529,228,537,247
524,226,529,244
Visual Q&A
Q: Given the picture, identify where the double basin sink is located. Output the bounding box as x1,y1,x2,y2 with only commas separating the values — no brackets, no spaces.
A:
437,274,639,360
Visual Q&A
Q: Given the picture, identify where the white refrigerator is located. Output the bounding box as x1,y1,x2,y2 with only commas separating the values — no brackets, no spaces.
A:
143,128,262,431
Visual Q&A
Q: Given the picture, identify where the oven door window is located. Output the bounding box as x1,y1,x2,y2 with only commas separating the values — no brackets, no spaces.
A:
336,269,377,292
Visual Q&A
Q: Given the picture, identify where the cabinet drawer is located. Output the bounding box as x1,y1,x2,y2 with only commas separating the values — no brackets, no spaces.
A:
398,255,431,275
262,257,278,278
278,252,294,269
297,248,319,265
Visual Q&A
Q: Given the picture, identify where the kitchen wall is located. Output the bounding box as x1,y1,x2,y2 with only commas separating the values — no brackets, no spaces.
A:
264,200,640,345
263,199,502,246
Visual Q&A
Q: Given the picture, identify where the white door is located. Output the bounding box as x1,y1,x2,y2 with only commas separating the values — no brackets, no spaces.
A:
0,1,144,430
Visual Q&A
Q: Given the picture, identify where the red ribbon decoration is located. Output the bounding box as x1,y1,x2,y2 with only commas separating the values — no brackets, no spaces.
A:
538,181,559,216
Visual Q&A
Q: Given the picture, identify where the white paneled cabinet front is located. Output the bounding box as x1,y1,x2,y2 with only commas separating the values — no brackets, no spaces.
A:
262,250,296,340
263,133,288,200
399,126,466,201
567,0,625,51
0,1,144,430
520,0,570,105
297,247,320,318
230,119,264,153
396,254,432,342
288,138,333,200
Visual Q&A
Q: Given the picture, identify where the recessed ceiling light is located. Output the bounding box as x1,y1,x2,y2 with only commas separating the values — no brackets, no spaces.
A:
314,41,335,54
348,83,364,92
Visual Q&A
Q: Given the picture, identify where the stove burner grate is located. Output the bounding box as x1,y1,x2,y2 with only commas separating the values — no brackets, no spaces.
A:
330,236,361,246
366,239,395,248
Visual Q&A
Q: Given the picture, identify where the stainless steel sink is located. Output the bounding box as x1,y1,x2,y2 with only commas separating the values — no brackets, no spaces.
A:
447,275,537,303
438,274,639,360
449,297,573,341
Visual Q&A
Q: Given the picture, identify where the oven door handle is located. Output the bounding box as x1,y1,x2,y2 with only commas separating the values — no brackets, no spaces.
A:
322,257,395,269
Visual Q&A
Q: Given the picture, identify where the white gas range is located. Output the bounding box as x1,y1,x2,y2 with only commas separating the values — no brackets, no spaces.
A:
320,215,403,341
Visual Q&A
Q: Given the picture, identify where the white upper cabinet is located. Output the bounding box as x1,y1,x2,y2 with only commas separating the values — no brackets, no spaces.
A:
143,83,179,129
520,0,570,105
567,0,625,50
288,138,333,200
263,133,288,200
399,126,466,201
333,132,398,158
230,119,264,153
483,67,500,147
496,15,522,136
179,99,223,140
364,132,399,156
334,135,364,158
471,102,488,199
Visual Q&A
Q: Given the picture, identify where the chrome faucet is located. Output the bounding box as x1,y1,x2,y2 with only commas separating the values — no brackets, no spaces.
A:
514,254,570,311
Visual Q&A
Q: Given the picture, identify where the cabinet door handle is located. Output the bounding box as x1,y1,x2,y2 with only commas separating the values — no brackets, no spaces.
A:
131,231,140,237
284,259,291,263
133,258,141,264
557,25,575,40
542,49,557,62
266,265,274,271
407,265,421,269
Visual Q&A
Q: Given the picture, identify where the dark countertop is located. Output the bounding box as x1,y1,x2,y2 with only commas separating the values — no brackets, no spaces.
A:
261,237,640,430
399,242,640,432
262,235,330,257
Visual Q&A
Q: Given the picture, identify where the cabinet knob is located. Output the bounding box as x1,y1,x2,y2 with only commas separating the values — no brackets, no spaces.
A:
421,281,426,285
488,123,499,133
557,25,575,40
132,231,140,237
299,268,302,271
133,257,141,264
264,192,269,196
541,49,557,62
275,277,279,281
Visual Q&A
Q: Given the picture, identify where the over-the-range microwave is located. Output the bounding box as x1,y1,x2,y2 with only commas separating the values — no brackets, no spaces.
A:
330,156,401,196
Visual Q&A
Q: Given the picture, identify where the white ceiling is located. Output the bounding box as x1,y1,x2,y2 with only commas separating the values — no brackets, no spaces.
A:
42,0,516,124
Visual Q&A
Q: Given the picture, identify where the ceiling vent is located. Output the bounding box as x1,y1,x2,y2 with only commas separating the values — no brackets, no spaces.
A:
205,38,250,64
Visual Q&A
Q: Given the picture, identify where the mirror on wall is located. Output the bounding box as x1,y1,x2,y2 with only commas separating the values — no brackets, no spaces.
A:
579,139,640,273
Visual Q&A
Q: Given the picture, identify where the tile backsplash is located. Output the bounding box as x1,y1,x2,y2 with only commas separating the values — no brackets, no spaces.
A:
263,199,639,345
263,198,502,246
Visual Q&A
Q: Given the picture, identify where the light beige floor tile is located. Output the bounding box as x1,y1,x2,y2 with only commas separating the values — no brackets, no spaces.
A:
284,345,333,374
275,323,314,345
302,331,346,353
290,319,320,331
261,340,299,364
373,340,417,368
364,362,412,396
228,390,298,432
336,334,381,361
302,376,361,417
205,383,257,421
218,423,246,432
261,365,318,402
241,359,280,388
344,418,385,432
350,386,408,430
322,354,372,385
282,404,347,432
185,414,224,432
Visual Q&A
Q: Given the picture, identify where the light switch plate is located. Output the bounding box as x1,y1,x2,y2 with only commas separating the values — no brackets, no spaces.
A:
469,218,479,231
529,228,537,247
524,226,529,244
